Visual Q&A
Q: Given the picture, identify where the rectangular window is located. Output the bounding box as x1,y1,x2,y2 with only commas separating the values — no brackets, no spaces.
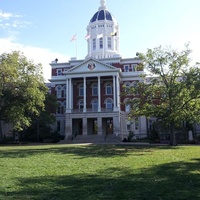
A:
127,124,131,131
131,64,137,71
93,38,96,50
135,117,139,130
57,69,62,76
124,65,129,72
108,37,111,49
99,38,103,49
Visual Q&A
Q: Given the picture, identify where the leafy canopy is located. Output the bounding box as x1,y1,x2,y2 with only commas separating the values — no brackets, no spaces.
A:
126,44,200,126
0,51,47,132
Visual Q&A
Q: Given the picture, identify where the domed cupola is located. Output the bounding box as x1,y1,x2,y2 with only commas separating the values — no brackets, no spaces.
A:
86,0,120,59
90,9,114,23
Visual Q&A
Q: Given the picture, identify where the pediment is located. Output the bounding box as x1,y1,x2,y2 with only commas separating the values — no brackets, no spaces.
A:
67,58,118,74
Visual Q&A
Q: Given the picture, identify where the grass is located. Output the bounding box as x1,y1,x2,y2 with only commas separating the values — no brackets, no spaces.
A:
0,144,200,200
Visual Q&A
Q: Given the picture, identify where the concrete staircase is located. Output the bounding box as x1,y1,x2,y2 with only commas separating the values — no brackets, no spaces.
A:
59,134,121,144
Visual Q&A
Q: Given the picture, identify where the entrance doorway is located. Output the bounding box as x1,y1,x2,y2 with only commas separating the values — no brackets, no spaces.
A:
87,118,98,135
106,118,113,135
72,119,82,136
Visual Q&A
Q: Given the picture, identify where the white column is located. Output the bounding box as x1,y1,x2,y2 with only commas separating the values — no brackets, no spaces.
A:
98,76,101,112
83,77,86,112
116,75,120,109
97,117,102,135
66,78,70,113
113,76,116,108
69,78,72,110
82,117,87,135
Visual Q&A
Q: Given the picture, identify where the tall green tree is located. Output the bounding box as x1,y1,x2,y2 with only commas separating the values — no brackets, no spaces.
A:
0,51,47,138
22,93,58,142
126,45,200,145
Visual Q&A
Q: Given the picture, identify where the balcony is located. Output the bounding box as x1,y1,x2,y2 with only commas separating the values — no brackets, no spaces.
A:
71,108,114,113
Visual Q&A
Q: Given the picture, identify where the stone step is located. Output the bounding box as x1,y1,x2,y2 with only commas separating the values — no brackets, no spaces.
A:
59,134,121,144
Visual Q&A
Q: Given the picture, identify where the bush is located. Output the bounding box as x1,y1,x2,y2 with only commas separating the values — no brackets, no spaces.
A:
128,131,134,142
149,129,160,143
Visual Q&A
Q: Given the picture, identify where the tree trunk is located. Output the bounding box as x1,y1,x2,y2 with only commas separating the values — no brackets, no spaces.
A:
37,119,40,142
0,121,3,141
170,121,176,146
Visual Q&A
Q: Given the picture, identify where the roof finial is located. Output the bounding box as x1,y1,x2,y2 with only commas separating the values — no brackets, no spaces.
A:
99,0,107,10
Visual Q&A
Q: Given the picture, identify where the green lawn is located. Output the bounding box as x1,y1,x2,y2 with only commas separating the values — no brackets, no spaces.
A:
0,144,199,200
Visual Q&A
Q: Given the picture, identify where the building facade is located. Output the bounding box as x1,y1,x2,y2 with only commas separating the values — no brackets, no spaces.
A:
49,0,148,140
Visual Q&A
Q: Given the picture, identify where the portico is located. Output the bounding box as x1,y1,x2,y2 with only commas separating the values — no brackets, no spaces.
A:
63,59,121,138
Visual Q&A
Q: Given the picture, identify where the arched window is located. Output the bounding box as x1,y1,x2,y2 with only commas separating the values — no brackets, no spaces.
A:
56,101,62,114
123,82,130,93
105,83,112,95
105,98,113,110
92,83,98,96
78,99,84,110
124,98,131,112
63,85,66,97
56,85,62,98
125,104,131,112
92,99,98,111
79,84,84,96
63,101,66,113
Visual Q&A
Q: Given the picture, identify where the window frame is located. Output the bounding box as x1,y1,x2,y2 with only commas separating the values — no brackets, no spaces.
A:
92,99,98,111
57,69,62,76
105,99,113,109
79,84,84,96
92,84,98,96
107,37,111,49
124,65,130,72
56,85,62,98
105,83,112,95
99,37,103,49
93,38,96,50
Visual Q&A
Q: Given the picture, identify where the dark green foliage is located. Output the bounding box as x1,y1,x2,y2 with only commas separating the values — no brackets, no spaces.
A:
126,44,200,145
0,51,47,137
149,129,160,143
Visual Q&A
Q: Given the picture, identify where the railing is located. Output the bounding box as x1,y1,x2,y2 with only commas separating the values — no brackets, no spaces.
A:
71,108,114,113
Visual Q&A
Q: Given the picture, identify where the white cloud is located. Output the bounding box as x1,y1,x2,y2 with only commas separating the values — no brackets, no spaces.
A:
0,38,69,82
0,10,22,19
0,10,13,19
0,10,29,30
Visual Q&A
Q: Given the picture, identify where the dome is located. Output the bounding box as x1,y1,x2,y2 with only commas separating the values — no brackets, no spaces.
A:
90,9,114,23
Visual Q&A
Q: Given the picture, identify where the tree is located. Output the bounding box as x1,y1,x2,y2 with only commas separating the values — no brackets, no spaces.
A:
21,93,59,142
0,51,47,139
126,45,200,145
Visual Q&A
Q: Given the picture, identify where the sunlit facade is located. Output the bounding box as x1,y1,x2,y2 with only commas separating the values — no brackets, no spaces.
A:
49,0,147,141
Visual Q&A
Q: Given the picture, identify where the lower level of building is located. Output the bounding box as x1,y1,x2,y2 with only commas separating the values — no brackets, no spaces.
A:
55,111,148,141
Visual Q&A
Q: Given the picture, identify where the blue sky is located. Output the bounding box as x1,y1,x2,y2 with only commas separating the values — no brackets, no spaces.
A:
0,0,200,81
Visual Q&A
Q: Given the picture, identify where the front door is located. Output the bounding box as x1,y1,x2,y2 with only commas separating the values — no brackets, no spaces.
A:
106,118,113,134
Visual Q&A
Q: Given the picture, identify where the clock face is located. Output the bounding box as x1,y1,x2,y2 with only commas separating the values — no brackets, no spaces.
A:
88,63,96,70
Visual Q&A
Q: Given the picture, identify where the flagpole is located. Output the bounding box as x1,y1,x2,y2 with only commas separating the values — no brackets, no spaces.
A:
76,37,77,58
70,34,77,58
89,36,91,57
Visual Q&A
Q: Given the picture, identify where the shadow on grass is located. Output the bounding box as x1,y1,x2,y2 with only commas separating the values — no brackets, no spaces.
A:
2,159,200,200
0,144,177,159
